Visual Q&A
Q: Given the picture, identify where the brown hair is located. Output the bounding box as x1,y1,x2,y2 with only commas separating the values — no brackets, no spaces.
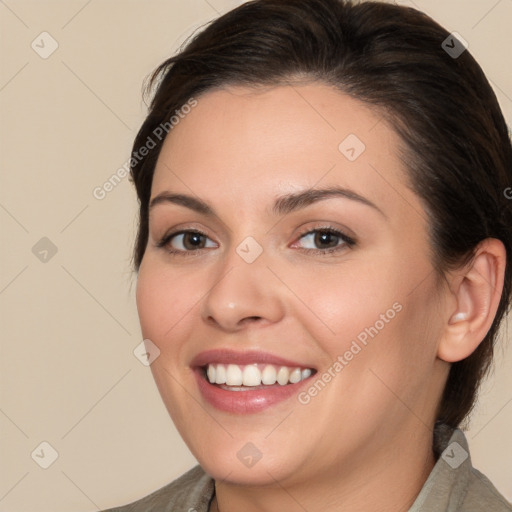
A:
129,0,512,429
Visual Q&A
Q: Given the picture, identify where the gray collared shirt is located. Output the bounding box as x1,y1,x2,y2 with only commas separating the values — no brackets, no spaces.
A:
102,427,511,511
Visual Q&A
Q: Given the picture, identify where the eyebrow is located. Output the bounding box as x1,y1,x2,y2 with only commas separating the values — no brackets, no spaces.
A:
149,186,386,219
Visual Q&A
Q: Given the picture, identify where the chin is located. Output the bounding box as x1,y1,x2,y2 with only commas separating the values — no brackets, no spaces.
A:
197,452,296,487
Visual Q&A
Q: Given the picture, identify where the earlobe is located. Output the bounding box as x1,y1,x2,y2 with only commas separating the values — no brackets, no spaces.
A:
437,238,506,363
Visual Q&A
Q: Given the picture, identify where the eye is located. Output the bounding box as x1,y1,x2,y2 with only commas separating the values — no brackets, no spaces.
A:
156,226,355,257
157,229,216,255
293,226,355,255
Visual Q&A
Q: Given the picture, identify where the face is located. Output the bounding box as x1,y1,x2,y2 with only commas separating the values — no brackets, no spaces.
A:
136,83,449,488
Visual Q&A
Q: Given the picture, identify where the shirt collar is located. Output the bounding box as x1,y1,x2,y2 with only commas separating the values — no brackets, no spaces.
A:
409,425,472,510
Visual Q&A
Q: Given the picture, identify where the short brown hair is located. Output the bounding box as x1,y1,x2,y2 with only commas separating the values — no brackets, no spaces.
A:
129,0,512,429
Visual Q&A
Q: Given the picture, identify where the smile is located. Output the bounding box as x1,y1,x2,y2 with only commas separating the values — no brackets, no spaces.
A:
191,349,317,413
205,363,313,388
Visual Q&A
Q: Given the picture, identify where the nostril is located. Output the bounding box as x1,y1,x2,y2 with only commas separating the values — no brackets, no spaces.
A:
238,316,263,327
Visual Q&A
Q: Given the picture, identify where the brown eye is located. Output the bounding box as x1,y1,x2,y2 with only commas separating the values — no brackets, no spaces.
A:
313,230,340,249
179,232,207,250
295,227,355,253
157,230,216,254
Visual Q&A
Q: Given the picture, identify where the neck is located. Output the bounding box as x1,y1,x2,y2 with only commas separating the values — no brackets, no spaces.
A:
211,428,436,512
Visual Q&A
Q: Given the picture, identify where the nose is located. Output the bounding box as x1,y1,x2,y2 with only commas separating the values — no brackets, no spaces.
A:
200,250,285,332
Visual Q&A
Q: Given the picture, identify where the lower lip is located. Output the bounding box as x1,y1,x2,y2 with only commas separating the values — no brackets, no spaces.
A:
194,368,313,413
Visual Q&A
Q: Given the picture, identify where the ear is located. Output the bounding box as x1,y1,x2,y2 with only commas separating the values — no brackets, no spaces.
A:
437,238,507,363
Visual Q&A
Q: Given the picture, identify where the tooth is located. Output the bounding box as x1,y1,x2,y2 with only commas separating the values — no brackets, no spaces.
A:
261,365,277,385
207,364,216,384
226,364,243,386
301,368,312,380
243,365,261,386
210,362,313,387
215,364,227,384
277,366,290,385
289,368,301,384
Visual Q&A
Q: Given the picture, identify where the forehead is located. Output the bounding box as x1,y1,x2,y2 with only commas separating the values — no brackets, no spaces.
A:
151,83,420,223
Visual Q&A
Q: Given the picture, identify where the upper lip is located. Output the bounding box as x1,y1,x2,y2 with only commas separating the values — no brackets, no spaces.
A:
190,349,315,369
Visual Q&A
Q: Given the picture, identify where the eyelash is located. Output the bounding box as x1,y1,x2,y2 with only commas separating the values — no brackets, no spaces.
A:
156,225,356,257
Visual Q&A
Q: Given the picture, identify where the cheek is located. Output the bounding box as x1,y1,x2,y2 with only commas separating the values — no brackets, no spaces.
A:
340,275,443,410
135,266,166,340
135,258,198,349
298,255,439,387
288,261,401,353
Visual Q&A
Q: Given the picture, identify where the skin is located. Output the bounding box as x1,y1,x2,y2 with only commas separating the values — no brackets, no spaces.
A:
135,83,506,512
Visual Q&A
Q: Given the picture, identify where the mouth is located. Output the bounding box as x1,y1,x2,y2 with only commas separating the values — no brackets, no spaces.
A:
202,363,315,390
191,349,317,413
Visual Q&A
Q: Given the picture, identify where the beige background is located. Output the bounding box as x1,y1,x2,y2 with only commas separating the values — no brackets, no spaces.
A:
1,0,511,510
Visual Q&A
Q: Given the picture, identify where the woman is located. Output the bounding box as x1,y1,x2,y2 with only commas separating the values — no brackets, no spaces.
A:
104,0,512,510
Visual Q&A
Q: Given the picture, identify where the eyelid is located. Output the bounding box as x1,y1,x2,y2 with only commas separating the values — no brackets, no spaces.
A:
290,225,356,253
154,221,216,244
155,228,218,250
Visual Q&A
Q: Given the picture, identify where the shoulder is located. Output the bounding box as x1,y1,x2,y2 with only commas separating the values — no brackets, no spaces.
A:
100,465,215,512
460,466,512,511
410,426,512,511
